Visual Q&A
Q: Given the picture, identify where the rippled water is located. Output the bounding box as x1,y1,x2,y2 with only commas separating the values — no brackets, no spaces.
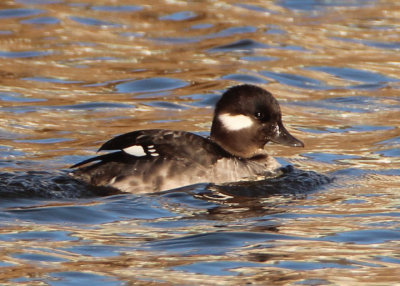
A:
0,0,399,285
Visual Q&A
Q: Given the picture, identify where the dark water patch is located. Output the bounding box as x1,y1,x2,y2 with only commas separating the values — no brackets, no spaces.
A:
362,40,400,50
153,184,220,211
375,148,400,158
341,199,367,205
299,125,393,134
260,71,327,90
279,0,376,11
235,3,276,13
160,11,197,21
83,76,128,87
0,171,115,199
70,16,121,27
303,152,361,164
3,102,133,114
332,167,400,178
0,145,25,161
115,77,188,94
320,229,400,245
271,260,357,270
331,37,400,51
240,55,276,61
348,82,387,90
306,66,399,86
49,272,120,286
144,101,188,110
98,194,177,220
376,136,400,146
119,32,145,38
174,260,264,276
0,230,76,242
290,96,398,113
62,102,134,110
155,26,262,44
279,45,308,51
295,279,332,285
0,30,13,35
0,91,45,102
0,8,43,19
15,138,73,144
190,23,213,30
208,166,332,198
208,39,268,52
185,93,221,107
22,76,83,84
374,256,400,265
15,0,62,4
324,125,393,133
62,245,124,257
0,50,52,58
14,252,68,262
221,73,268,84
1,193,178,224
153,36,200,44
4,202,116,224
21,16,60,25
209,26,258,39
151,119,181,124
91,5,143,12
297,127,327,134
146,231,297,255
265,24,286,35
0,261,14,267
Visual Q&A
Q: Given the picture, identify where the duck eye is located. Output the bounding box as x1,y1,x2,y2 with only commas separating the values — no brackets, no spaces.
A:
255,112,264,120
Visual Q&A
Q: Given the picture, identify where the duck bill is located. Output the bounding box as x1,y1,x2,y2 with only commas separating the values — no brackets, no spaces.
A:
270,122,304,147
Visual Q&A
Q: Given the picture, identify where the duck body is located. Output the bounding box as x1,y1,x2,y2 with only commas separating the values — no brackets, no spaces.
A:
71,85,304,193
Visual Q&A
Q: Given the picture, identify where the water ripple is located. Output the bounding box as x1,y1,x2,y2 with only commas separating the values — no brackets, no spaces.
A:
115,77,188,94
0,50,52,58
260,71,327,90
0,8,43,19
69,16,121,27
306,66,400,88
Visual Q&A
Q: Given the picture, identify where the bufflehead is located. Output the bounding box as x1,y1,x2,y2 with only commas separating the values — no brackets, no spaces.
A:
71,84,304,193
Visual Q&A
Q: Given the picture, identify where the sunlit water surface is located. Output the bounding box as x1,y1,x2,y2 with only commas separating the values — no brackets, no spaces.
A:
0,0,399,285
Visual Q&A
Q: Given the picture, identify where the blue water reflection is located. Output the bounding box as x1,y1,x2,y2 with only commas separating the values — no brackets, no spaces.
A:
0,50,52,58
115,77,188,94
70,16,121,27
21,16,59,24
279,0,376,11
160,11,197,21
91,5,143,12
0,8,43,19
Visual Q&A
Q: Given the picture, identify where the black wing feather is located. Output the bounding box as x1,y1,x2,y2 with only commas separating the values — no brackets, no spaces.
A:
71,129,229,169
98,129,168,151
70,152,121,168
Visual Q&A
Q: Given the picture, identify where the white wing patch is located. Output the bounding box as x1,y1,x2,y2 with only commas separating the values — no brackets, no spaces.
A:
147,147,159,157
218,113,254,131
123,145,147,157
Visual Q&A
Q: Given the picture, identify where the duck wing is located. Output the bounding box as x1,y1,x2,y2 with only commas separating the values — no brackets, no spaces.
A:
71,129,227,168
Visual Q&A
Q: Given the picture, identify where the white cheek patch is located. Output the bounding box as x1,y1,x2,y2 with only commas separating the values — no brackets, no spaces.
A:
123,145,147,157
218,113,254,131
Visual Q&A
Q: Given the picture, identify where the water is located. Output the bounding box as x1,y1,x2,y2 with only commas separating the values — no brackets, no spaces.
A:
0,0,399,284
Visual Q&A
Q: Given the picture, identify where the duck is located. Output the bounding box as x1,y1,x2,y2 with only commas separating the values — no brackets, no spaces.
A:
70,84,304,193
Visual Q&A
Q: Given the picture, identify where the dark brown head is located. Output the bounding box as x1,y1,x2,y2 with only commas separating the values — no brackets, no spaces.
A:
210,84,304,158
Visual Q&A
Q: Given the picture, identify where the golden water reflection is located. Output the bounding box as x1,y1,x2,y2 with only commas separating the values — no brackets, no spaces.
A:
0,0,399,285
